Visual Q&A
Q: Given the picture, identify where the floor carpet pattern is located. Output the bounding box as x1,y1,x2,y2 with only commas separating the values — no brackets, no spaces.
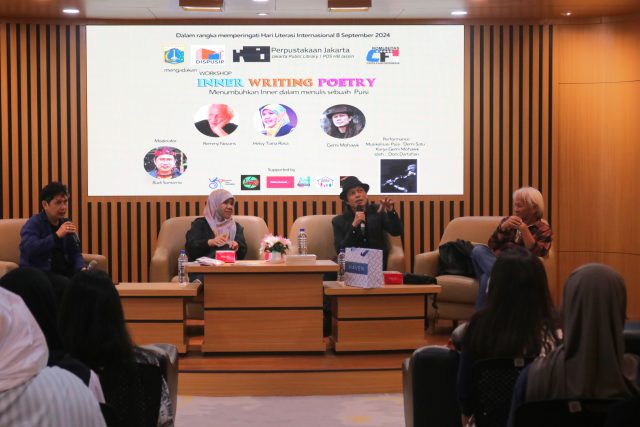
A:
175,393,405,427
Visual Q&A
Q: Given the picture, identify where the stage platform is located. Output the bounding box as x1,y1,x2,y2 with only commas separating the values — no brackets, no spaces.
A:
177,323,451,397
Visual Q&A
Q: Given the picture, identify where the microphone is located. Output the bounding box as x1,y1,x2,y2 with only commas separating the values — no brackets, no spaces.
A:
63,218,80,248
72,232,81,248
356,205,365,234
86,260,98,271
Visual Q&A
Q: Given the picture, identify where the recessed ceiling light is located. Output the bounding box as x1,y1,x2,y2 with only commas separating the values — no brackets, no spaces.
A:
328,0,371,12
62,8,80,14
179,0,224,12
256,12,269,16
253,0,269,2
451,10,467,16
562,12,572,16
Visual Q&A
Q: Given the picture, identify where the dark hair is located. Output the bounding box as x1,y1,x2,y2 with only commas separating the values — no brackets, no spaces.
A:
40,182,68,203
464,246,560,358
0,267,63,354
58,270,134,370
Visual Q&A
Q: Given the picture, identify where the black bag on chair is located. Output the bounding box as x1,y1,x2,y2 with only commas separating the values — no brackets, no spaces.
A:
437,239,475,277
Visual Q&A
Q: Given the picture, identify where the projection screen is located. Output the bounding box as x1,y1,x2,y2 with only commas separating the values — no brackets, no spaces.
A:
86,25,464,196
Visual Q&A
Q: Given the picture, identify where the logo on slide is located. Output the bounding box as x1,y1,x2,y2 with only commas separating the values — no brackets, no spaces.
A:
266,176,294,189
316,176,336,188
366,47,400,64
164,46,185,64
241,175,261,190
233,46,271,63
297,176,311,188
209,177,234,190
192,45,226,65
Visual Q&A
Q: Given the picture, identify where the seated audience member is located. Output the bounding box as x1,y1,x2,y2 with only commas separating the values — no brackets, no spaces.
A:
58,270,174,427
0,267,104,403
332,176,402,270
19,182,85,299
471,186,552,309
194,103,237,137
186,188,247,264
458,247,561,426
0,287,106,427
508,264,640,427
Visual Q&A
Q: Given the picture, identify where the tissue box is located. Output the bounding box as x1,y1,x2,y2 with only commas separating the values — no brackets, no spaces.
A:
215,250,236,263
284,254,317,265
383,271,403,285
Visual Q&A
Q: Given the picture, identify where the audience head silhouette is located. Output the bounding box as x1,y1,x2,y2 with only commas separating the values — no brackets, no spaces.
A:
526,263,639,400
465,246,559,358
58,270,134,370
0,267,63,356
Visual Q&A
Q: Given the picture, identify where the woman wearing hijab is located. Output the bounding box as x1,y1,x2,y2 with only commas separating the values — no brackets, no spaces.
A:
0,267,105,403
508,264,640,426
259,104,294,137
185,189,247,263
0,287,105,426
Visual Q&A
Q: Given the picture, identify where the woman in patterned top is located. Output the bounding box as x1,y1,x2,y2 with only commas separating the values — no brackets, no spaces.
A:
471,186,552,310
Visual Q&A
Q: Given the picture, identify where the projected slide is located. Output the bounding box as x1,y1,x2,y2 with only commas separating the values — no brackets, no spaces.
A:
86,25,464,196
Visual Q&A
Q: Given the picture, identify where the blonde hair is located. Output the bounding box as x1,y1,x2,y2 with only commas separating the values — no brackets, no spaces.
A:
514,187,544,219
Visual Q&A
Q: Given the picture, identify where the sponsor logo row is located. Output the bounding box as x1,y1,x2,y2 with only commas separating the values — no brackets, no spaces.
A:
207,175,336,191
164,45,399,65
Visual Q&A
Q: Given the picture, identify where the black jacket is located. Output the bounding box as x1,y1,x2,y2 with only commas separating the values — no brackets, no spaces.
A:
332,203,402,264
185,217,247,261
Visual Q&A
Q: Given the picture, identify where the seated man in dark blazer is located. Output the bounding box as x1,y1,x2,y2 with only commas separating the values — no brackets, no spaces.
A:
332,176,402,269
20,182,85,297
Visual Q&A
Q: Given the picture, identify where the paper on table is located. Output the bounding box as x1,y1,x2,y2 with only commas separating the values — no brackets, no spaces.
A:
196,257,225,266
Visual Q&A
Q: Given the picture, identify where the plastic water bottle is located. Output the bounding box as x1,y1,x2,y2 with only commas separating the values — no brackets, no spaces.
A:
337,248,346,283
297,228,308,255
178,250,188,287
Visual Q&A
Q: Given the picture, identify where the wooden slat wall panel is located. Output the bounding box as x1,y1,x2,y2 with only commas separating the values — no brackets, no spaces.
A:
0,23,554,283
555,18,640,319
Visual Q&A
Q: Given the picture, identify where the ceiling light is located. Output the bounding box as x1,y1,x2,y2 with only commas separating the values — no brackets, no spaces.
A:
328,0,371,12
180,0,224,12
253,0,269,2
562,12,572,16
62,8,80,14
451,10,467,16
257,12,269,16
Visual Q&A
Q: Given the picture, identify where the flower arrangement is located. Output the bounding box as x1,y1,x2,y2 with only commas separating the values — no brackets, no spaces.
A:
260,234,291,254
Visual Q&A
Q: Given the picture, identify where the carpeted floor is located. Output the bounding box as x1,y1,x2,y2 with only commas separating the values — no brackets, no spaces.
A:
175,393,405,427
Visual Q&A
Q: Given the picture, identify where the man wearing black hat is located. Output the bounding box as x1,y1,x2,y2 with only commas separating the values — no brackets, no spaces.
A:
325,105,364,139
332,176,402,268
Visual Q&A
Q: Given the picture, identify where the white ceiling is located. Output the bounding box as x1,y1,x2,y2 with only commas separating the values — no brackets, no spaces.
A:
1,0,639,21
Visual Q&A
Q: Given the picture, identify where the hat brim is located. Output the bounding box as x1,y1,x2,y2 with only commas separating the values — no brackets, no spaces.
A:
339,183,370,200
327,110,354,118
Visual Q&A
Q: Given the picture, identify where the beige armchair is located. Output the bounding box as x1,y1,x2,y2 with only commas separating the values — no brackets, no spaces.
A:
149,215,269,282
288,215,406,272
0,218,108,278
414,216,554,328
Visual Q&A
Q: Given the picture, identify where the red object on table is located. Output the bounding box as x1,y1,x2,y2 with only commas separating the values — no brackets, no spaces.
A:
215,250,236,263
383,271,403,285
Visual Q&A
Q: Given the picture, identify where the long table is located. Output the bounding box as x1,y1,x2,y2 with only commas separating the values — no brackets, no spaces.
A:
188,260,337,353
